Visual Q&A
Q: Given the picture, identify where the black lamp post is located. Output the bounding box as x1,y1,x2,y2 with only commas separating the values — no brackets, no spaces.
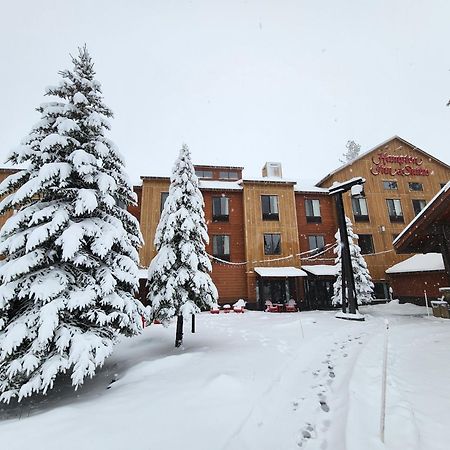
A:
328,177,366,321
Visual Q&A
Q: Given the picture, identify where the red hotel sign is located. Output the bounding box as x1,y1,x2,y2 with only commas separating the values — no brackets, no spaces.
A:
370,152,431,176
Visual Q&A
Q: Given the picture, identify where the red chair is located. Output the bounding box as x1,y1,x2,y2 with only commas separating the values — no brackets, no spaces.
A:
285,299,298,312
265,301,279,313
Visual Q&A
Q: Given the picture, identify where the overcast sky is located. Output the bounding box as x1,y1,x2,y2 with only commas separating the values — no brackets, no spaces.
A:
1,0,449,184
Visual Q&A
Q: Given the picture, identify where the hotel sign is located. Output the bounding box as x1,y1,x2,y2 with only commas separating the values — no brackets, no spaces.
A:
370,153,431,176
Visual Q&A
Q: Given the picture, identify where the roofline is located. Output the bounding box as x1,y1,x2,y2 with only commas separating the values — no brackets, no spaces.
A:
194,164,244,170
242,179,296,185
140,176,170,181
315,136,450,187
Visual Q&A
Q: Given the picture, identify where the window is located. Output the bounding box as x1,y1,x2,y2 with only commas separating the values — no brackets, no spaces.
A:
305,199,321,223
412,199,426,216
212,235,230,261
408,182,423,191
386,199,404,222
219,171,239,180
352,197,369,222
358,234,374,254
160,192,169,213
308,235,325,254
195,169,213,179
261,195,279,220
212,197,229,221
264,233,281,255
383,181,398,190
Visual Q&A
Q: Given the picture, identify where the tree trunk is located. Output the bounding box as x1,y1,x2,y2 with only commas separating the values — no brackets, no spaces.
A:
191,314,196,333
175,314,184,347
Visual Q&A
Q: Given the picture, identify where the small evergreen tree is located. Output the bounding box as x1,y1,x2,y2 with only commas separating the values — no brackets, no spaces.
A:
332,217,374,306
0,46,144,403
340,140,361,164
147,144,218,347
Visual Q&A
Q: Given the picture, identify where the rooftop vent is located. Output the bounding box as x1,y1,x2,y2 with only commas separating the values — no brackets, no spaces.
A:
262,162,282,179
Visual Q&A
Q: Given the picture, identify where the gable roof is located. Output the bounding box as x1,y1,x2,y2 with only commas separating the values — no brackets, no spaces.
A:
316,136,450,187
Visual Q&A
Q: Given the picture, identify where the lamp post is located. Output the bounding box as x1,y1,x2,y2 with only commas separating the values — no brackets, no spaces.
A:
328,177,366,320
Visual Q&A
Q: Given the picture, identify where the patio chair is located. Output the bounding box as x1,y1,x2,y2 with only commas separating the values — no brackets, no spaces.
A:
233,299,246,313
210,305,220,314
265,300,279,313
223,304,232,313
285,299,298,312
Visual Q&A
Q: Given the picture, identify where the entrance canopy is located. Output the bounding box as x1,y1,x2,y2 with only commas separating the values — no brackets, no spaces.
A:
302,265,338,277
254,267,307,277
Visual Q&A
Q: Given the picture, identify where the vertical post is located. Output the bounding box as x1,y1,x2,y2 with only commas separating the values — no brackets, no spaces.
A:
335,193,358,314
424,290,430,317
255,280,261,310
285,278,290,304
191,314,196,333
380,320,389,443
175,314,184,348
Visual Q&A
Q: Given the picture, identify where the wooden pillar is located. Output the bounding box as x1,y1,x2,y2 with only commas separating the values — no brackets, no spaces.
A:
285,278,290,303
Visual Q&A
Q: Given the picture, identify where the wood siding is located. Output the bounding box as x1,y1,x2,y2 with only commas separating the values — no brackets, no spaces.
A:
203,190,247,303
242,181,301,301
295,192,337,264
139,178,170,266
388,271,448,302
318,138,450,281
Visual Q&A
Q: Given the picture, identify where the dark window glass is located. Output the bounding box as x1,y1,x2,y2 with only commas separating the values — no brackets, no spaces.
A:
352,197,369,222
219,171,239,180
383,181,398,190
386,199,404,222
412,199,426,216
308,235,325,254
358,234,374,254
408,182,423,192
264,234,281,255
195,169,213,179
160,192,169,213
212,235,230,261
212,197,229,221
305,199,321,223
261,195,279,220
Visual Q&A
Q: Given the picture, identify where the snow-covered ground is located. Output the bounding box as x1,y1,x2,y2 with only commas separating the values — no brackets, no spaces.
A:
1,302,449,450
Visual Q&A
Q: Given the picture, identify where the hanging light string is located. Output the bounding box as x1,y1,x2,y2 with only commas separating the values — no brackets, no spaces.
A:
207,242,336,266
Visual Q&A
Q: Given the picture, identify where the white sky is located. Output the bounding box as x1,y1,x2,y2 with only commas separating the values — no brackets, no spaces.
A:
1,0,450,184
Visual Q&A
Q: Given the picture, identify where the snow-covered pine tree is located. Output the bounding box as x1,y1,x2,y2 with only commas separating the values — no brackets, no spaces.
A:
332,217,374,306
339,140,361,164
0,46,144,403
147,144,218,347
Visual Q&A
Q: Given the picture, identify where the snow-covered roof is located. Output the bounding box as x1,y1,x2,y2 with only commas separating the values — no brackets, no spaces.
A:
242,177,297,184
294,180,329,194
254,266,307,277
386,253,445,274
198,180,243,190
302,265,338,276
393,180,450,246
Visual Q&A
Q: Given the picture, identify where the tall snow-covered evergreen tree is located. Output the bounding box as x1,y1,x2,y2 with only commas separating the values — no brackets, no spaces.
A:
332,217,374,306
0,47,144,403
147,144,217,347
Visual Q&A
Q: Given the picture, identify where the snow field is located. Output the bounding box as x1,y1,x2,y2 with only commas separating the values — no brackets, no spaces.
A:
1,304,449,450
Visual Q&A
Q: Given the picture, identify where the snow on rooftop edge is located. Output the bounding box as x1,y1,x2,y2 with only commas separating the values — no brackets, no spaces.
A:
302,265,338,276
386,253,445,274
254,266,307,277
